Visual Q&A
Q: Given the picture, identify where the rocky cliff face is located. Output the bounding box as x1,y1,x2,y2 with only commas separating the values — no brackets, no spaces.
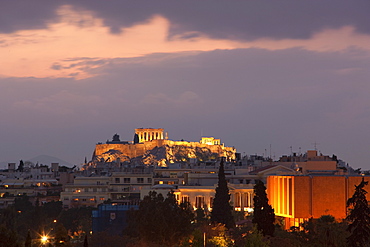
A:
92,143,233,167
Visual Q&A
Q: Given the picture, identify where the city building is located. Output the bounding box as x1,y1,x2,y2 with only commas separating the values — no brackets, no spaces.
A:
0,162,71,207
267,175,369,229
92,204,138,235
61,170,152,208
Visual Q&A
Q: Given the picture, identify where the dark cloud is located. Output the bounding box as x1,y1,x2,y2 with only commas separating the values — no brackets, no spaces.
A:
1,48,369,168
1,1,370,40
0,0,61,33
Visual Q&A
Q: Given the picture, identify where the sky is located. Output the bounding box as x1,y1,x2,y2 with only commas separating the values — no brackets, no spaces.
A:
1,1,370,169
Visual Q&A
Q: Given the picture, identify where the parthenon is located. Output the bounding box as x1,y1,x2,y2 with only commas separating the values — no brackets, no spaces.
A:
135,128,164,143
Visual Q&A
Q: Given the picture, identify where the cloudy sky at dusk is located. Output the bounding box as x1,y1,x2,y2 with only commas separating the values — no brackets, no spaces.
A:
1,1,370,169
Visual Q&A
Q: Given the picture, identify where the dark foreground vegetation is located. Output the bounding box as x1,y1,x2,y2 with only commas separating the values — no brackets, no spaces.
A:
1,178,369,246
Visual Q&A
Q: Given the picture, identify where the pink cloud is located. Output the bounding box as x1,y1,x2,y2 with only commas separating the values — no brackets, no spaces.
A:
2,5,370,80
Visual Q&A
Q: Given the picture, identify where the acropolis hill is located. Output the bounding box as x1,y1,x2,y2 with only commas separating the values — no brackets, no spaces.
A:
92,128,236,166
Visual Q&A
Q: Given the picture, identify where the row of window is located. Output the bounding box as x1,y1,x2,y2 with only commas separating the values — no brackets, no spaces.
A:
181,193,253,208
73,188,106,192
64,197,105,201
114,177,151,184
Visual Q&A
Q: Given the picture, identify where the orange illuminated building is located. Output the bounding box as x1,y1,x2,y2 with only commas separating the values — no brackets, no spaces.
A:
267,175,370,229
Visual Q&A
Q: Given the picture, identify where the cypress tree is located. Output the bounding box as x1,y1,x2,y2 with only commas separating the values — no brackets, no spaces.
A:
25,231,32,247
133,133,139,144
346,177,370,247
17,160,24,172
83,234,89,247
211,158,235,229
252,180,275,236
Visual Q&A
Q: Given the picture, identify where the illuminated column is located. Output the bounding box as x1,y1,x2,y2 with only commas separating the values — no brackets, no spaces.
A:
286,177,290,216
283,177,286,215
235,193,240,207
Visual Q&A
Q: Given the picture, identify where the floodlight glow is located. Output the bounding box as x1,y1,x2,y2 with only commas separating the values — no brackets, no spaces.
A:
41,235,48,243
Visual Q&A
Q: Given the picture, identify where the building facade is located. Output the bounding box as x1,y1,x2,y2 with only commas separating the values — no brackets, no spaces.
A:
267,175,370,229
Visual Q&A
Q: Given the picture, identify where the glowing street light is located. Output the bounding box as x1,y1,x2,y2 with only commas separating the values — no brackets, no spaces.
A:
41,235,48,244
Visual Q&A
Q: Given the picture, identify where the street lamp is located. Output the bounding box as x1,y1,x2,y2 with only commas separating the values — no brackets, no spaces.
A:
41,235,48,246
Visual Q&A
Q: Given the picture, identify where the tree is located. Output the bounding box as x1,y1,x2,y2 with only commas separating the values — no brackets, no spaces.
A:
243,226,270,247
346,177,370,247
292,215,348,247
25,230,32,247
133,133,139,144
0,224,19,247
126,191,194,246
54,223,71,246
195,207,208,226
252,180,275,236
211,158,235,229
59,207,93,237
83,234,89,247
17,160,24,172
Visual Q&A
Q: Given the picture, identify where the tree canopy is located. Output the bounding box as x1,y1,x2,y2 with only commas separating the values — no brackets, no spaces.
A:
210,158,235,229
126,191,194,246
346,177,370,247
252,180,275,236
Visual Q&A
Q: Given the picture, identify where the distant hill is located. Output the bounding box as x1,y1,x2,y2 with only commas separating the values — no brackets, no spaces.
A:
0,155,75,169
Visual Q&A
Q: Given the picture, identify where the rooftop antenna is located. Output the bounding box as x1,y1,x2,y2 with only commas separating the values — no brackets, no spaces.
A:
290,146,293,156
312,142,319,151
269,144,272,159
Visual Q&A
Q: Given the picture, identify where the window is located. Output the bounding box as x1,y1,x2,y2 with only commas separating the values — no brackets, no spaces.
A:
210,197,214,207
100,197,105,201
93,188,97,192
239,179,243,184
137,178,144,183
147,178,152,183
195,196,205,208
115,178,120,183
124,178,130,183
64,197,69,201
182,195,189,204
